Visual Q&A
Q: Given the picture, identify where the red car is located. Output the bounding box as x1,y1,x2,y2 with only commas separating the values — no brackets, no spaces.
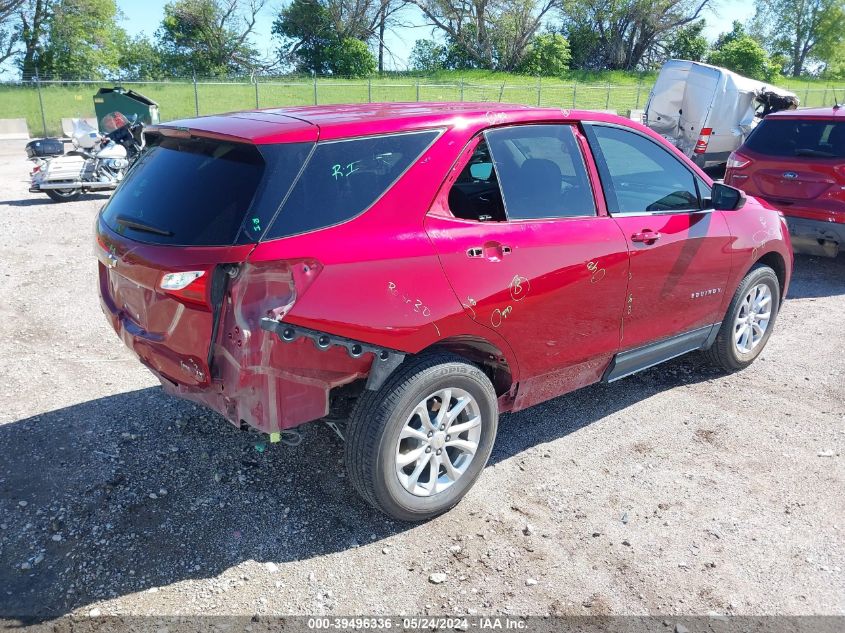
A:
96,103,792,521
724,105,845,257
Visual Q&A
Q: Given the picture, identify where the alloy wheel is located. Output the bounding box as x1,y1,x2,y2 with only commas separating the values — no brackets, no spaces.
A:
733,282,772,354
395,388,482,497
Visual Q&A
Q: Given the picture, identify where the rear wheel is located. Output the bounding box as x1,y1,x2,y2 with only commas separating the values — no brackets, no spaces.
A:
345,353,498,522
45,188,82,202
704,265,780,372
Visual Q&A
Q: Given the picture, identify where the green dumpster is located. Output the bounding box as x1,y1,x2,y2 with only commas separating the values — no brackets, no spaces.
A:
93,87,160,131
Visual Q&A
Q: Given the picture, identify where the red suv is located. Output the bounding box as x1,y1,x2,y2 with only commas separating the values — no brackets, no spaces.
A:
96,104,792,521
724,106,845,257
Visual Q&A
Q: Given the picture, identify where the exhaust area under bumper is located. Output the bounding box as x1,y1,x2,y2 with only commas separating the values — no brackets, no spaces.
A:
31,180,115,191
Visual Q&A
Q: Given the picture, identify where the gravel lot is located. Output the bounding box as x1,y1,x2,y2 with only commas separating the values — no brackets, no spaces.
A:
0,139,843,623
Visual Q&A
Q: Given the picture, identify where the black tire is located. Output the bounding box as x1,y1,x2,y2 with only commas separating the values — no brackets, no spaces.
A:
703,264,781,372
345,352,498,522
45,188,82,202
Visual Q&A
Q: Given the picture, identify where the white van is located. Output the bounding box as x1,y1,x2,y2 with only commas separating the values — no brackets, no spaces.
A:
644,59,798,168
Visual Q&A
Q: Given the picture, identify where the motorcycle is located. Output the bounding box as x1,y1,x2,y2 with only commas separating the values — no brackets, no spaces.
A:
28,111,145,203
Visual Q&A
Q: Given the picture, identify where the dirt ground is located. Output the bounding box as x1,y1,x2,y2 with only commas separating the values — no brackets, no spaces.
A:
0,139,843,622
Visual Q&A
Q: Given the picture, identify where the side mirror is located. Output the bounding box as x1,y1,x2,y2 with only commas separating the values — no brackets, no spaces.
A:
712,182,746,211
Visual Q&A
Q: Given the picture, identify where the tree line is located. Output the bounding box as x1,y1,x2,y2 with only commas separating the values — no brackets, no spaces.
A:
0,0,843,81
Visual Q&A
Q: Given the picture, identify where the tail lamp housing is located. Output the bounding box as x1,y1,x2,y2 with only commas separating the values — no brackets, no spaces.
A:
726,152,752,170
160,270,209,308
693,128,712,154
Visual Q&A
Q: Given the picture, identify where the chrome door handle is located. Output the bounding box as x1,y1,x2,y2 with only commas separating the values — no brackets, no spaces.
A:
484,242,511,261
467,244,511,259
631,230,662,244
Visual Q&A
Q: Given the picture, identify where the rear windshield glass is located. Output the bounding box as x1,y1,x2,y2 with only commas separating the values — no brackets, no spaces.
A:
264,130,440,239
101,136,311,246
745,119,845,158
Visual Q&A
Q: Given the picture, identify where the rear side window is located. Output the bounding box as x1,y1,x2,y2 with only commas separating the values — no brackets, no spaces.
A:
265,130,440,239
587,125,701,213
101,137,311,246
745,119,845,158
485,124,595,219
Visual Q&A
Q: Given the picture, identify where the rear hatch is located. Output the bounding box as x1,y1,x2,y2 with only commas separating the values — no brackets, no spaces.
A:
96,120,315,387
729,117,845,215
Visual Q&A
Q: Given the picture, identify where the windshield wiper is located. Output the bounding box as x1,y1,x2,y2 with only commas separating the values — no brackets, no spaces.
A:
115,216,173,237
795,148,834,158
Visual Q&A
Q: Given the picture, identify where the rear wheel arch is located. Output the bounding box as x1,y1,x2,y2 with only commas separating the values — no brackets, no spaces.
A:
325,335,514,421
424,336,514,397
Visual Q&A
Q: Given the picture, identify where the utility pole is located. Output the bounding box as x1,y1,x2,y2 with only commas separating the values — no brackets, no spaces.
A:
192,71,199,116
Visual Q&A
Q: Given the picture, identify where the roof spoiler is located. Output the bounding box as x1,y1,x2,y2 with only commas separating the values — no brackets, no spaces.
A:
144,125,254,144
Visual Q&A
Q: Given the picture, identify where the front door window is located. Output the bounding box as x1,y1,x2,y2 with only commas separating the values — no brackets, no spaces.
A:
588,124,703,214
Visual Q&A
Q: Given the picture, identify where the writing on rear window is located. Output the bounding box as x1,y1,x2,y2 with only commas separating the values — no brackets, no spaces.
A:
264,130,441,239
332,161,361,179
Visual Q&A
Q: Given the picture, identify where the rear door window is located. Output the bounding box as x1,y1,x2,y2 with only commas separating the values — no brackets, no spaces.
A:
586,124,701,213
745,119,845,158
485,124,595,219
264,130,441,239
101,136,311,246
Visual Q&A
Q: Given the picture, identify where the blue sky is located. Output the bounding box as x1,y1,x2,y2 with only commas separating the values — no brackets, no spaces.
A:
0,0,755,77
117,0,756,71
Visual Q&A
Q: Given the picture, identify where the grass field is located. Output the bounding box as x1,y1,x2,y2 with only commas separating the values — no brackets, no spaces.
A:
2,70,844,137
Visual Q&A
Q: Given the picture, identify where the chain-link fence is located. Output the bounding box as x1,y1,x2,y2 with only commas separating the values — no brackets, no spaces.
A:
3,76,844,137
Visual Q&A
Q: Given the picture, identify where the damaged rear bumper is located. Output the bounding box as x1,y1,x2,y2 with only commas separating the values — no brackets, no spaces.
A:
149,318,405,433
141,317,405,434
152,327,391,433
100,283,405,434
98,251,410,434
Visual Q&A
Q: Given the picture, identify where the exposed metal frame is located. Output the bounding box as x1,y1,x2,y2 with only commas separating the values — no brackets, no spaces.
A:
260,318,405,391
